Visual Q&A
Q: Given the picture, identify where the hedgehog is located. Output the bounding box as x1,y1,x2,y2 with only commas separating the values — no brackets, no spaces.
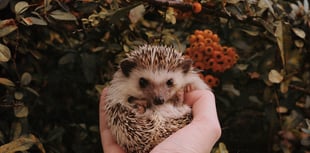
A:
104,44,209,153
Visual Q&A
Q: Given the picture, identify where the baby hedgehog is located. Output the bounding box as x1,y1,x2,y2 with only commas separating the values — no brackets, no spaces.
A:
104,44,209,153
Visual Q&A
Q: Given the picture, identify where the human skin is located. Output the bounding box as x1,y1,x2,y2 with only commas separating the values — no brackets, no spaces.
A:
99,89,221,153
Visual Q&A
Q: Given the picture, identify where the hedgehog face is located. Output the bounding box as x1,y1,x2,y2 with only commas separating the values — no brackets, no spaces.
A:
120,58,192,107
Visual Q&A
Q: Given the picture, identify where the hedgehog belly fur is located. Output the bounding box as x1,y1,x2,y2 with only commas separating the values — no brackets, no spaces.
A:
105,99,192,153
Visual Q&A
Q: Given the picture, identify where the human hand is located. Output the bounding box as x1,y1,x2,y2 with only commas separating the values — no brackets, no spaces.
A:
99,89,221,153
99,88,125,153
150,90,222,153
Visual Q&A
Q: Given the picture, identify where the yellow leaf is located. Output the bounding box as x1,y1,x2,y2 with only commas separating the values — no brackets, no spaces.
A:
14,1,29,14
128,4,145,24
0,43,11,62
25,87,40,96
95,84,106,94
14,106,29,118
21,72,32,86
165,7,176,24
274,21,291,69
0,134,45,153
213,142,229,153
11,122,22,140
14,91,24,100
268,69,284,83
292,27,306,39
0,77,15,87
280,79,291,93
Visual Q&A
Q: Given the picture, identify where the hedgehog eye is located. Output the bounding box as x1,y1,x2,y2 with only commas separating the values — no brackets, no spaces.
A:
139,77,148,88
166,78,174,87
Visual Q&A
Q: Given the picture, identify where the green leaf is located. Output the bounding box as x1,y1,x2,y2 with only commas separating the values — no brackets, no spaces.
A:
21,72,32,86
222,83,240,96
274,21,291,69
49,10,77,21
25,87,40,96
14,1,29,14
110,2,142,25
0,43,11,62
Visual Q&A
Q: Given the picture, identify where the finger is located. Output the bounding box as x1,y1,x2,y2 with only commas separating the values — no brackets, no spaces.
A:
101,129,125,153
184,90,217,118
99,88,108,129
99,88,125,153
184,89,221,146
151,90,221,153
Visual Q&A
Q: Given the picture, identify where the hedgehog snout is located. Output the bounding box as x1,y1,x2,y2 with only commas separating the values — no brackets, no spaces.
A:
153,96,164,105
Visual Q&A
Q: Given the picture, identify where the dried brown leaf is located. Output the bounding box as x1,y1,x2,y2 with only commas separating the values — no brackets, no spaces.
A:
276,106,288,113
0,77,15,87
248,72,261,79
22,17,48,26
0,19,18,37
0,134,45,153
280,79,290,93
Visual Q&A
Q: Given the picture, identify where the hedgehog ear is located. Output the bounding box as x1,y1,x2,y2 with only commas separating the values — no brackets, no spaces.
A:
120,59,137,77
181,59,193,73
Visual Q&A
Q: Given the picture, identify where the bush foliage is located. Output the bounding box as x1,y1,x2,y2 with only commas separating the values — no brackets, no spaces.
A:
0,0,309,153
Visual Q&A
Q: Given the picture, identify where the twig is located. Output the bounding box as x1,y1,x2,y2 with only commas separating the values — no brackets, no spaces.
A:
146,0,269,30
146,0,192,10
289,85,310,95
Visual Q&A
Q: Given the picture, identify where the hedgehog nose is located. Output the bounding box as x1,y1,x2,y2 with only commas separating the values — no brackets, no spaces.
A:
154,96,164,105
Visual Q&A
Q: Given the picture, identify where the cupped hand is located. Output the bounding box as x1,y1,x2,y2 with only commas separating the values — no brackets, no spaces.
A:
99,88,125,153
99,89,221,153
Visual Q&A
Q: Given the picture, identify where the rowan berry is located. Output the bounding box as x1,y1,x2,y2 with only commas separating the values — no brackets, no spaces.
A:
192,2,202,14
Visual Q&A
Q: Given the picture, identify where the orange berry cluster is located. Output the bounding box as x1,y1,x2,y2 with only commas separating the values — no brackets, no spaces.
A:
185,29,239,88
199,74,220,88
174,2,202,20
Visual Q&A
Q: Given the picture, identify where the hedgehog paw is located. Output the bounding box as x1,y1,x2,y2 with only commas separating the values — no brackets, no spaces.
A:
128,96,148,114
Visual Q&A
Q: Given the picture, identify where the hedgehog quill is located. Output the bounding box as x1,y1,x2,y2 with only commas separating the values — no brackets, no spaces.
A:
104,44,210,153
